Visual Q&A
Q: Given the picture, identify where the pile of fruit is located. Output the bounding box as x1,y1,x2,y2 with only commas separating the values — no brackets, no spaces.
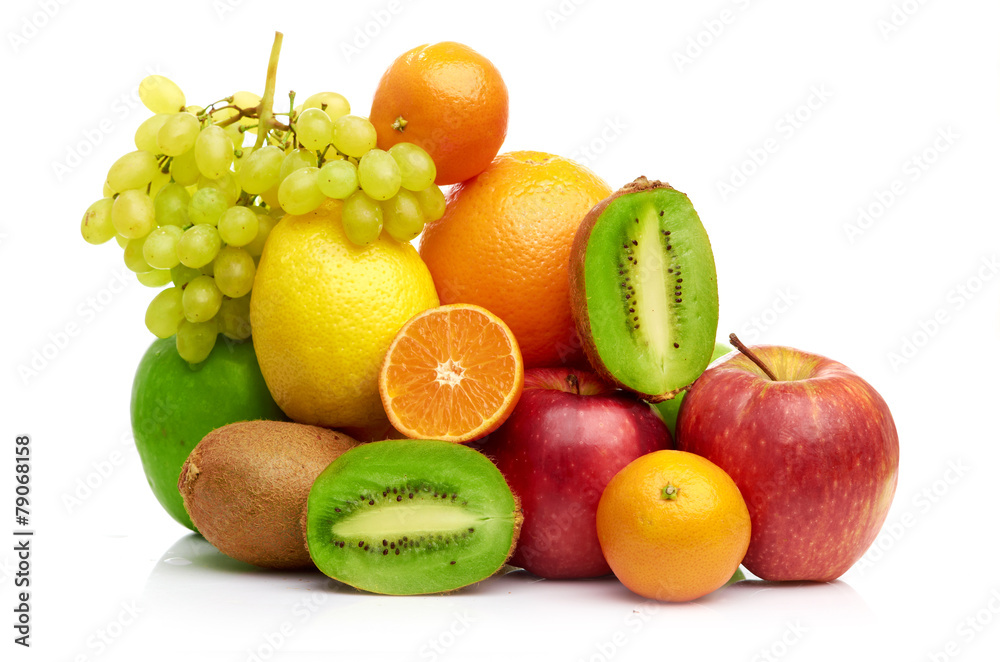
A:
85,34,900,601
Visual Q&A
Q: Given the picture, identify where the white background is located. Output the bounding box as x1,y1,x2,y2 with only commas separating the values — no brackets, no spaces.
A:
3,0,1000,659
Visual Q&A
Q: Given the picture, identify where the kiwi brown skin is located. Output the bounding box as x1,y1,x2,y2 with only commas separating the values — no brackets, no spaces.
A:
569,176,718,402
178,420,359,569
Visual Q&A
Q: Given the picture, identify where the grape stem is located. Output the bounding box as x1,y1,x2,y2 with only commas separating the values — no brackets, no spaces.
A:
253,31,284,152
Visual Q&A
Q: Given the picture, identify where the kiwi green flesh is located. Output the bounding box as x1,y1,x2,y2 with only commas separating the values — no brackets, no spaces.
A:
582,185,718,398
305,439,519,596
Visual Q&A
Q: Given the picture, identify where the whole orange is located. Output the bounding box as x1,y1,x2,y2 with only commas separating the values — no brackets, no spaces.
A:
596,450,751,603
418,151,612,369
369,41,509,186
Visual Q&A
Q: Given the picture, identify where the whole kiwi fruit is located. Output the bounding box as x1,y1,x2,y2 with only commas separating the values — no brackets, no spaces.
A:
178,420,359,569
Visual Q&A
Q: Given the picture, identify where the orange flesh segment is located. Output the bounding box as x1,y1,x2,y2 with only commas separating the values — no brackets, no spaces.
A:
382,306,522,441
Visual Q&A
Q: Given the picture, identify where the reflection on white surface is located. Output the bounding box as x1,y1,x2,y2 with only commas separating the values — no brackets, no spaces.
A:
103,533,883,660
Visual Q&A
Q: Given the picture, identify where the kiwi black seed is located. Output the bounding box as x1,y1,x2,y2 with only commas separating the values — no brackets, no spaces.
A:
178,420,359,569
569,176,719,401
304,439,522,595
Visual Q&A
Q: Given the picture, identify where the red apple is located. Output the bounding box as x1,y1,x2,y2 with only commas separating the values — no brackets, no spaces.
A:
479,367,672,579
676,338,899,582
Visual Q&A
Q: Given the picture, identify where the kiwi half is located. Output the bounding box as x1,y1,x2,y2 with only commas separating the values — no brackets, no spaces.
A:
304,439,522,595
569,177,719,401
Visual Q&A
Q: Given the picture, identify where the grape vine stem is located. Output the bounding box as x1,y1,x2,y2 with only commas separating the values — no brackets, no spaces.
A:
253,31,284,152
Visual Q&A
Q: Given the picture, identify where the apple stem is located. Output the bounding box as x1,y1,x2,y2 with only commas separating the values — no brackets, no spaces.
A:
729,333,778,381
566,373,580,395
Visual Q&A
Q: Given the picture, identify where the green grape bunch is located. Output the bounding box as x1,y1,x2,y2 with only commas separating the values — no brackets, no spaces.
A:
79,37,446,364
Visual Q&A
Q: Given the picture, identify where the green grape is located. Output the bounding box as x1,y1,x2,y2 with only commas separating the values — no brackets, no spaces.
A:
381,189,426,243
413,184,447,222
331,115,377,158
80,197,116,245
218,206,259,246
103,180,115,197
342,190,384,245
154,183,191,227
188,187,228,226
134,114,170,153
358,149,401,201
199,260,215,277
177,224,221,268
115,234,129,248
317,159,359,199
185,105,205,116
214,246,256,298
145,287,185,338
111,190,156,239
239,145,283,194
232,90,262,129
170,263,201,288
182,275,223,322
243,210,277,257
176,318,218,364
210,105,240,132
278,167,325,215
142,225,184,269
157,112,200,156
259,184,281,210
148,168,170,199
107,150,159,192
139,75,186,114
194,125,235,180
279,148,318,183
169,148,200,186
198,171,240,206
218,295,252,340
137,269,173,288
389,142,437,191
294,108,333,151
124,236,152,273
302,91,350,123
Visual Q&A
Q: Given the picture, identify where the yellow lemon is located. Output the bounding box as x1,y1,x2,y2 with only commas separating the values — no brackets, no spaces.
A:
250,200,439,429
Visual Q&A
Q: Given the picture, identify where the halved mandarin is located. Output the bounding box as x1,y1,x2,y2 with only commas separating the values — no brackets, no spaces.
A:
379,304,524,443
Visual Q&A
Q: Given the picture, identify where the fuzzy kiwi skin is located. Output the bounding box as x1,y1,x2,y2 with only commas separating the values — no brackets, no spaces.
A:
178,420,359,569
569,176,718,402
